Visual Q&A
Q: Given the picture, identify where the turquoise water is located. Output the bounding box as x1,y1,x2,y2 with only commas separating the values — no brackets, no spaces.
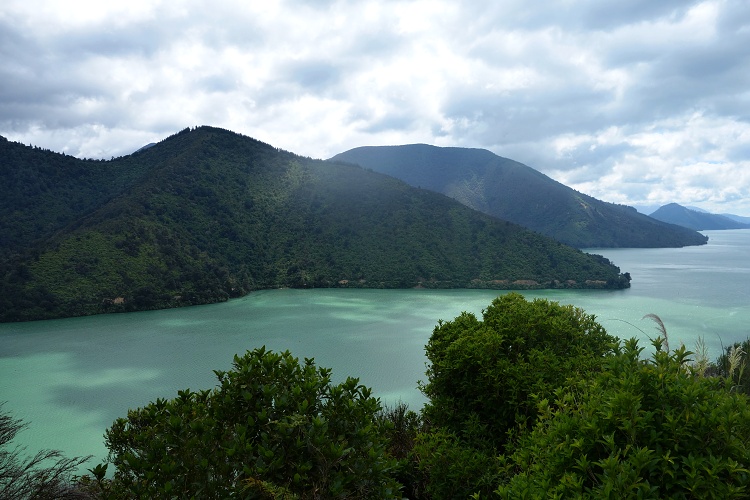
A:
1,229,749,467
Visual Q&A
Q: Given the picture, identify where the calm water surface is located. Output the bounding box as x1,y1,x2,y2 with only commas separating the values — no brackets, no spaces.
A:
1,229,749,466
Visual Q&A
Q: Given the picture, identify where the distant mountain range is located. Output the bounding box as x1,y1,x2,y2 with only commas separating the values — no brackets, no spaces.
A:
330,145,708,248
0,127,630,322
721,213,750,225
650,203,750,231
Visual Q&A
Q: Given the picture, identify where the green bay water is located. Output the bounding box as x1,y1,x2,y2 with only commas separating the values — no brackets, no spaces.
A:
1,229,749,467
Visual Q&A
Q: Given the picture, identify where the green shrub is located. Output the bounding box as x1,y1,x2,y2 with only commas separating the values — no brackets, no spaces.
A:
416,293,616,498
104,347,401,499
421,293,617,449
498,338,750,498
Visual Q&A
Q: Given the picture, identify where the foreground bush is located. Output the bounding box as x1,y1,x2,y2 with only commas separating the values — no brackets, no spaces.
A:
104,347,400,499
421,293,617,447
498,338,750,498
416,293,617,498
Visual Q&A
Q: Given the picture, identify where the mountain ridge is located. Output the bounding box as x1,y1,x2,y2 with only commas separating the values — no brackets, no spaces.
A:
330,144,708,248
650,203,750,231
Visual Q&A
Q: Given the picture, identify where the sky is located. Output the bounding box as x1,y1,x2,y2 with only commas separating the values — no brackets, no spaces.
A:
2,0,749,215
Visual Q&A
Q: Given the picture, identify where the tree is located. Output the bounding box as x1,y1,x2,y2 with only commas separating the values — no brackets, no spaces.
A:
498,338,750,498
416,293,617,498
103,347,401,499
0,403,91,499
421,293,617,448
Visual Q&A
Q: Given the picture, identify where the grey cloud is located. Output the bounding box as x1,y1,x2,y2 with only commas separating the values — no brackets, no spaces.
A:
53,24,166,58
347,30,405,58
358,113,416,134
558,143,634,171
194,74,239,94
626,49,749,123
0,22,113,124
280,59,344,92
453,0,700,32
716,0,750,32
575,0,700,30
646,34,750,89
727,143,750,162
440,82,617,148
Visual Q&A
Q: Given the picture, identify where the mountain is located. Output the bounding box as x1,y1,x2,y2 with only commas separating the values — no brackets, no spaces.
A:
650,203,750,230
0,127,630,322
134,142,157,153
721,213,750,225
330,144,708,248
0,139,157,259
686,206,710,213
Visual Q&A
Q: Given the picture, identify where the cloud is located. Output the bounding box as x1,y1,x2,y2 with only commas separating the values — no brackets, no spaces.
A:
0,0,749,214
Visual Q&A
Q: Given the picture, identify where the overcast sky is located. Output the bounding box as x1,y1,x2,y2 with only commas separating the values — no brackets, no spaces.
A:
2,0,749,214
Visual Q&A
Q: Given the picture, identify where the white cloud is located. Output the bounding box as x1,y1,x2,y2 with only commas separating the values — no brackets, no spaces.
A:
1,0,749,215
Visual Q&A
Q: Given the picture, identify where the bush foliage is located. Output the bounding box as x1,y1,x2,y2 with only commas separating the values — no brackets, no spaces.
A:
421,293,617,447
498,338,750,498
104,347,400,499
415,293,617,498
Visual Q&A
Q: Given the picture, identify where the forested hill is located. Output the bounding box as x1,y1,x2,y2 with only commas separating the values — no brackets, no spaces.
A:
0,136,156,257
330,144,708,248
0,127,629,322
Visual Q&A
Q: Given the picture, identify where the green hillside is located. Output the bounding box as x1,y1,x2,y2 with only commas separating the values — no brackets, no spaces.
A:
0,127,629,322
0,136,155,258
330,144,709,248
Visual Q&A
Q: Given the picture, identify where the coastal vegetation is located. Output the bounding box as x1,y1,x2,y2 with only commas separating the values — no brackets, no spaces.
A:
0,127,630,322
6,294,750,498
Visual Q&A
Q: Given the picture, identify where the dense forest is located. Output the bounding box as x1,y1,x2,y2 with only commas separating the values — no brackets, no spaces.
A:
331,144,709,248
0,127,630,322
5,294,750,498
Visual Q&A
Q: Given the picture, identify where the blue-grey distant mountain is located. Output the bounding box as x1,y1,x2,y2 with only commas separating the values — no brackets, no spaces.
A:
650,203,750,230
330,144,707,248
722,213,750,225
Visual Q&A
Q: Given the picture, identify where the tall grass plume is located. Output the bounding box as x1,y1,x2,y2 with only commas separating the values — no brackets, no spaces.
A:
728,344,745,383
643,313,669,352
692,336,709,377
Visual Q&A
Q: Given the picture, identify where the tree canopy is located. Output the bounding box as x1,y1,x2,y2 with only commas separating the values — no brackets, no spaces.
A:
421,292,617,448
103,347,400,499
414,293,618,498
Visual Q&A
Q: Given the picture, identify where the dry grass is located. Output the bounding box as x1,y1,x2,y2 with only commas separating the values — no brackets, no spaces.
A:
692,336,710,377
643,313,669,352
728,344,746,382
